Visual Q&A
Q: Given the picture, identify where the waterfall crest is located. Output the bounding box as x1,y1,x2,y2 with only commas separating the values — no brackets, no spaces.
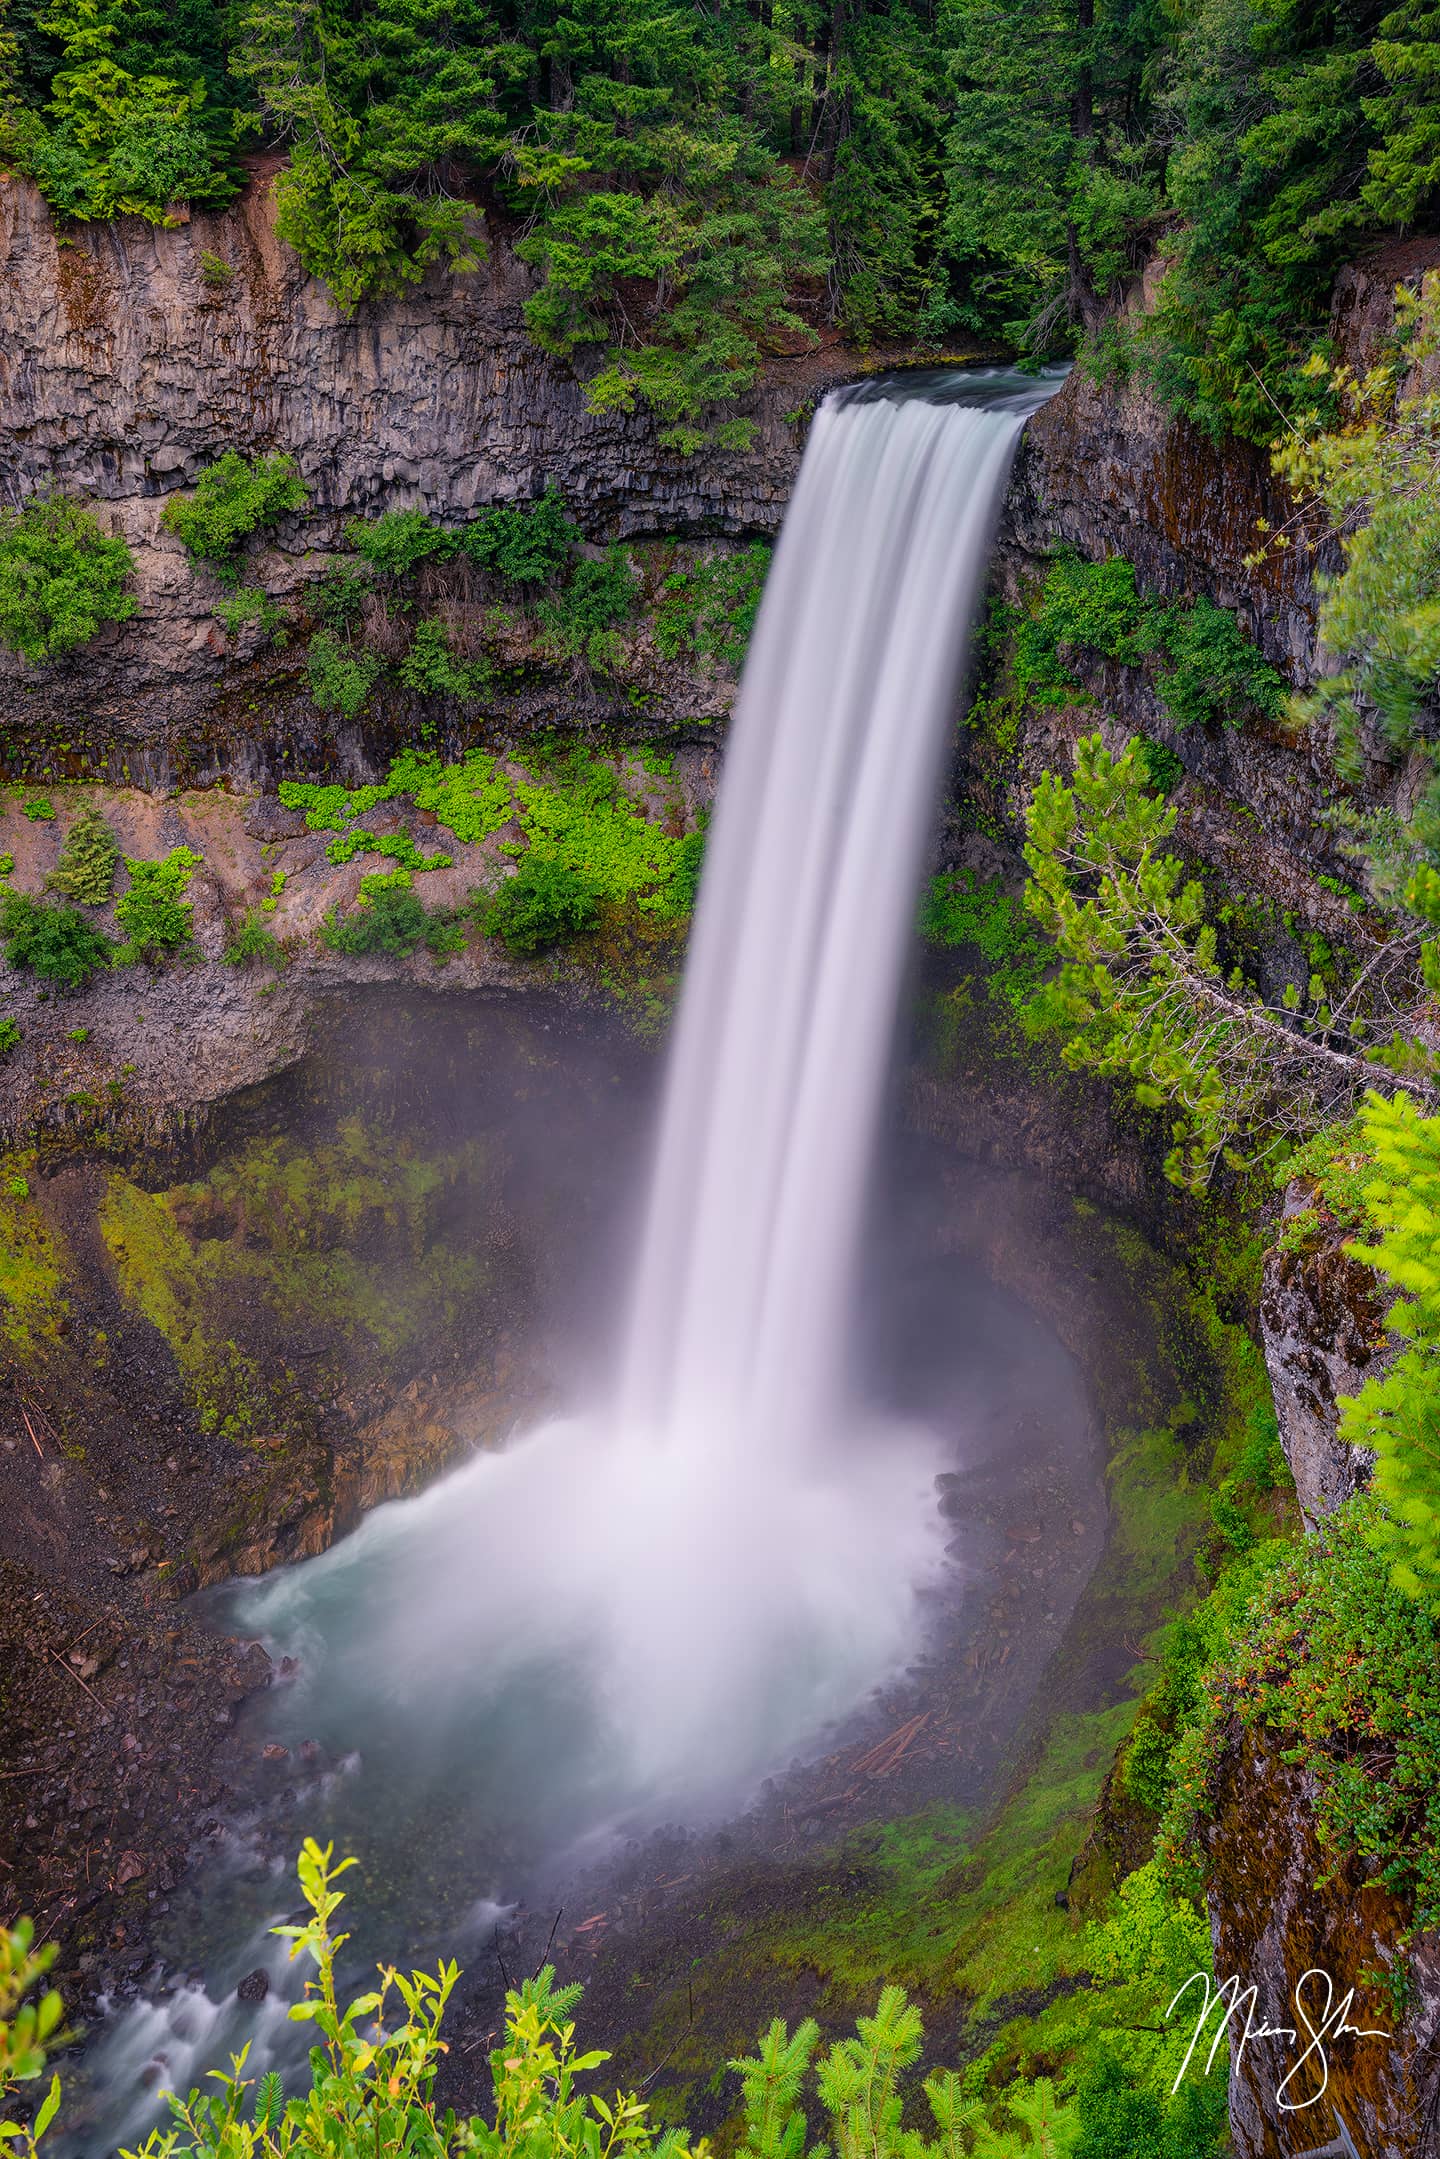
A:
235,370,1057,1826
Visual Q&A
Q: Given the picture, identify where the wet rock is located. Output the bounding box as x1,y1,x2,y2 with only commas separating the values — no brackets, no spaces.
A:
244,796,310,843
1259,1186,1384,1526
236,1968,271,2003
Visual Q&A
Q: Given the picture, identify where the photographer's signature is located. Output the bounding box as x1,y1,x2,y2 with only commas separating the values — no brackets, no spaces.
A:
1167,1966,1389,2113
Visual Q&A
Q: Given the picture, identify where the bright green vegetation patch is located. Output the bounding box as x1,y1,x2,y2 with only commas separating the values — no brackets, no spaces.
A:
114,845,201,960
1160,1497,1440,1933
0,497,137,665
0,1156,70,1358
97,1121,493,1441
1007,553,1288,733
280,745,699,924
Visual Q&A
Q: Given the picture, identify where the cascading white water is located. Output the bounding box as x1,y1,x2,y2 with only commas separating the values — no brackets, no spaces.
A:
232,370,1058,1824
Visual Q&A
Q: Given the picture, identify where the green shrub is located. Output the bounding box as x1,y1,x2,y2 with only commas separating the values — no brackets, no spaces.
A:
161,453,308,568
1134,739,1185,796
0,1017,20,1054
114,845,201,959
481,850,602,955
323,881,462,959
0,892,113,987
223,912,287,968
21,799,55,823
343,509,456,578
0,497,137,664
310,567,371,629
1012,553,1288,732
460,486,579,584
1151,597,1289,732
307,631,380,719
396,618,492,700
920,871,1051,1010
214,584,287,642
47,805,120,905
652,542,771,669
537,548,639,670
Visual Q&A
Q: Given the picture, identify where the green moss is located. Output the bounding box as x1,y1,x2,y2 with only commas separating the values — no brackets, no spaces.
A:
0,1156,70,1356
97,1121,493,1440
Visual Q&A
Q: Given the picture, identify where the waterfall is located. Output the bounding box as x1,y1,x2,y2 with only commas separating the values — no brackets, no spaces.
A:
232,370,1057,1827
619,378,1051,1451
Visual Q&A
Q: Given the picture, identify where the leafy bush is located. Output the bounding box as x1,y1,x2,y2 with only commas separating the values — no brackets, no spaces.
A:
1012,553,1287,732
343,509,456,578
460,487,578,585
161,453,308,568
20,799,54,823
307,631,380,719
214,585,287,642
310,567,371,630
47,805,119,906
396,618,492,700
0,497,137,664
482,851,602,956
0,891,113,987
114,846,201,959
537,548,639,671
223,912,287,968
0,1016,20,1054
323,881,463,959
652,543,770,670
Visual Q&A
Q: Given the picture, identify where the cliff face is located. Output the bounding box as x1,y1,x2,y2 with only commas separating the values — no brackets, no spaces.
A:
0,173,825,775
1201,1724,1440,2159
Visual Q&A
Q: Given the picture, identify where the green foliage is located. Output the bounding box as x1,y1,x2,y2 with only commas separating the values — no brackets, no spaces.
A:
162,452,307,573
281,745,699,925
397,618,492,701
114,843,200,958
214,583,287,642
482,851,601,957
0,1016,20,1054
1338,1089,1440,1609
16,0,240,224
652,544,770,670
0,1916,65,2159
1021,733,1424,1186
460,488,578,585
222,910,287,968
537,548,640,673
47,803,119,903
1262,279,1440,946
920,870,1051,1011
344,509,457,579
20,798,54,822
1012,553,1287,732
0,495,136,664
0,889,113,986
307,629,379,719
1132,740,1184,798
1159,1497,1440,1932
322,881,462,960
